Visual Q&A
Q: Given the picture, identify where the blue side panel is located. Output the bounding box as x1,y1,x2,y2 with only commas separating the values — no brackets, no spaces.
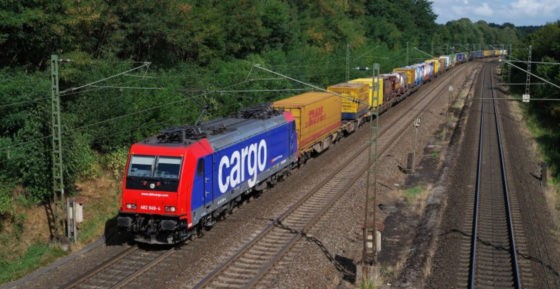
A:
190,121,295,219
191,155,213,212
342,108,368,120
471,51,483,59
342,112,357,120
192,161,204,211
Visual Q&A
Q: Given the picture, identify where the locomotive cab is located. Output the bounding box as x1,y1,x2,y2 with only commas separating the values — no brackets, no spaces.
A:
117,143,199,244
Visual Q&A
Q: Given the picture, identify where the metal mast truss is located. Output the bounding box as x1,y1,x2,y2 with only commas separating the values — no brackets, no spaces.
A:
50,55,65,240
363,63,380,264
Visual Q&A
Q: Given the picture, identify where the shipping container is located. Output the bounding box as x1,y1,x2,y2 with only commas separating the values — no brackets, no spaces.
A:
471,50,483,59
389,72,407,94
349,77,384,109
380,74,400,100
439,56,450,70
327,82,370,121
438,58,445,71
483,50,492,57
393,67,416,87
456,52,466,63
272,92,341,155
449,53,457,67
408,64,424,86
414,62,431,82
380,75,397,104
425,59,439,76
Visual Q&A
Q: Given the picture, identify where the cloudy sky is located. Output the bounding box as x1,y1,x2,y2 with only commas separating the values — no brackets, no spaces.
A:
432,0,560,26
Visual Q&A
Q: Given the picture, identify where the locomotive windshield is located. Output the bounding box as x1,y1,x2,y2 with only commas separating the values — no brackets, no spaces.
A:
126,155,182,192
128,156,181,179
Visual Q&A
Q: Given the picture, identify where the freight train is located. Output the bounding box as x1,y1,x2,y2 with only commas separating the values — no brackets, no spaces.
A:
116,49,506,244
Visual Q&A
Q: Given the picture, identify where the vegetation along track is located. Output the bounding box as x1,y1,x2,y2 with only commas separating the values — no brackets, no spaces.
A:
59,246,175,289
460,62,533,288
191,63,474,289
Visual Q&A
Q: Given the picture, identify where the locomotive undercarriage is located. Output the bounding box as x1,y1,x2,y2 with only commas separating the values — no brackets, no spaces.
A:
117,213,190,245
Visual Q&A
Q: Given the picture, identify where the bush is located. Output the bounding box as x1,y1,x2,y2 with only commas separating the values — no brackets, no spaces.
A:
103,147,129,180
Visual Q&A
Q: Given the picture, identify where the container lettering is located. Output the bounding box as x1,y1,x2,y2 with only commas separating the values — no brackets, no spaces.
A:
218,139,267,193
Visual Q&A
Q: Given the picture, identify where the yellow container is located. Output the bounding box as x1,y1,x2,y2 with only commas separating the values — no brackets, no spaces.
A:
349,78,384,109
327,82,369,120
483,50,492,57
425,59,440,75
392,68,415,86
273,92,341,153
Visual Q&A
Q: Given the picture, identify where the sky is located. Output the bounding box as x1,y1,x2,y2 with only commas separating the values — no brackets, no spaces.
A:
432,0,560,26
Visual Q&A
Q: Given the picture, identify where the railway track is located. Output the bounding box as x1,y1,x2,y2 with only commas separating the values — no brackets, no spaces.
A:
59,246,175,289
463,62,533,288
192,64,474,289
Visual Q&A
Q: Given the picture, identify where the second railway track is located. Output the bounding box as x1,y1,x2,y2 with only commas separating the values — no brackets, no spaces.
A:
463,62,534,288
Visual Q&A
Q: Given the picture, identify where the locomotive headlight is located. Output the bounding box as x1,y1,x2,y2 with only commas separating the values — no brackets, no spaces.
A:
165,206,176,212
126,203,137,209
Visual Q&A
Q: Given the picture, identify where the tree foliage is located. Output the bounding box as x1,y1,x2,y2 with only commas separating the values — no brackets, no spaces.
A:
0,0,554,211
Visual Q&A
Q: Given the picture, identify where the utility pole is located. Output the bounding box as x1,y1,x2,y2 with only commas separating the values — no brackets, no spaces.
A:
412,117,421,172
48,56,152,245
50,55,65,244
525,45,532,97
358,63,381,283
346,44,350,81
406,41,409,66
508,43,512,83
431,39,434,56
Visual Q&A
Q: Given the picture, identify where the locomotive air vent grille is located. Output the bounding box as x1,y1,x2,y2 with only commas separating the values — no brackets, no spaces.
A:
234,103,281,119
144,126,207,145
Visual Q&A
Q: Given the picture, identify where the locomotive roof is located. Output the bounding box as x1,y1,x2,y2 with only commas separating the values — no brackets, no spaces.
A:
141,105,290,151
205,114,288,151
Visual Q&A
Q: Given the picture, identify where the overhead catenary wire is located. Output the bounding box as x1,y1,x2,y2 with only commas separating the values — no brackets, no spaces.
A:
60,62,151,95
2,54,379,154
89,85,166,90
0,77,260,153
0,96,50,109
503,59,560,90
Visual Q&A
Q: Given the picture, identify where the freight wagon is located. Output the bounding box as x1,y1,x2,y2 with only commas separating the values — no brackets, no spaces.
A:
327,82,370,123
471,50,483,59
272,92,342,156
439,56,450,70
425,59,440,76
409,64,425,86
349,77,385,112
456,52,467,63
393,67,417,88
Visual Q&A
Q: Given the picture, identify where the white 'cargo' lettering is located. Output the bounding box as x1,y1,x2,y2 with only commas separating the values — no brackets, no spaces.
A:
218,139,267,193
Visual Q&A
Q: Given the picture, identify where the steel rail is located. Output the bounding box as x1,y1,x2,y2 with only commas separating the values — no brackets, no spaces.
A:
490,66,522,288
468,65,485,289
59,246,137,289
468,63,522,289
